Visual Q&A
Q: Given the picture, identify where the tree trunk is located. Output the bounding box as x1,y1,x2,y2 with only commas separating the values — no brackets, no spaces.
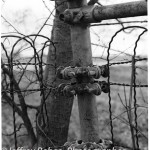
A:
36,1,73,148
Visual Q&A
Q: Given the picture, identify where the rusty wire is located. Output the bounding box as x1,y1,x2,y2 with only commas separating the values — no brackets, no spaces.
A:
2,57,147,67
1,18,148,149
110,82,148,87
1,81,148,94
90,20,147,27
106,26,147,149
109,58,147,66
133,29,147,149
107,33,114,145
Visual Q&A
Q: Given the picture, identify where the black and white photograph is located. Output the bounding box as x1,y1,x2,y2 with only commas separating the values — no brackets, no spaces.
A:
1,0,148,149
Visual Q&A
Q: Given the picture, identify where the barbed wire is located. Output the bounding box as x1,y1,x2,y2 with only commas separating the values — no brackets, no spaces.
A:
2,14,148,150
110,82,148,87
2,81,148,94
106,26,147,147
109,58,147,66
2,57,147,67
90,20,147,27
133,29,147,149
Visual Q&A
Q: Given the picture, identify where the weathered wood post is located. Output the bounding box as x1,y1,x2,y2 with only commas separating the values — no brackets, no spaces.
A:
58,0,147,145
67,0,100,142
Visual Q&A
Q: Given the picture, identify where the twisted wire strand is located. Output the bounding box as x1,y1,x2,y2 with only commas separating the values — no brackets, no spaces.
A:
107,42,114,144
104,26,147,147
109,58,147,66
110,82,148,87
2,57,147,66
106,26,147,149
133,30,147,149
2,62,54,66
2,25,147,148
2,82,148,94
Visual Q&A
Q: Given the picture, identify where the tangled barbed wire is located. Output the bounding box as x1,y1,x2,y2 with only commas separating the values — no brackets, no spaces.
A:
1,0,148,149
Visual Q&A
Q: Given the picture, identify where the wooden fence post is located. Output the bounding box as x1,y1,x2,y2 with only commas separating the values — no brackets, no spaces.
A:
68,0,100,142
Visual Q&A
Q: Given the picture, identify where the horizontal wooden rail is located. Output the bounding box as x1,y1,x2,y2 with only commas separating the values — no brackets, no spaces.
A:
60,1,147,24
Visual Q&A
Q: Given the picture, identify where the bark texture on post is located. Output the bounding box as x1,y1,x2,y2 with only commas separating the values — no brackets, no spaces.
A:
36,1,73,148
68,0,100,142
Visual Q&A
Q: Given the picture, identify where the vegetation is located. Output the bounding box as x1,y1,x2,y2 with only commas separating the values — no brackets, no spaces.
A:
1,0,147,149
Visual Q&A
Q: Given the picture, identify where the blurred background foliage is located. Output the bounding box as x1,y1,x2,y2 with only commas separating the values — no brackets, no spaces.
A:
1,0,148,149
